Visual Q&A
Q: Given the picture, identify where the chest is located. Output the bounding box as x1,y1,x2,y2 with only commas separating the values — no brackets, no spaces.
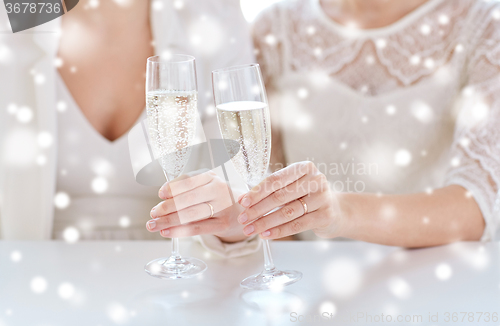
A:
57,17,154,141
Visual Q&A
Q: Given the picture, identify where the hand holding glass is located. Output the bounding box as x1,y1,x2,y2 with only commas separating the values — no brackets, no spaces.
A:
144,55,207,279
212,64,302,290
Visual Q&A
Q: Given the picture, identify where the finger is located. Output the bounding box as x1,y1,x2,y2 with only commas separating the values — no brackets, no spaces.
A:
243,196,320,236
159,170,215,199
175,202,215,225
169,180,218,211
147,201,215,232
153,179,227,217
146,213,181,232
239,173,317,224
259,211,324,240
239,162,315,208
151,198,176,217
159,218,227,238
158,175,188,199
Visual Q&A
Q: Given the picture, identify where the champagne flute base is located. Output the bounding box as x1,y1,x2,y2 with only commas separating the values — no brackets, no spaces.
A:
240,268,302,290
144,256,207,279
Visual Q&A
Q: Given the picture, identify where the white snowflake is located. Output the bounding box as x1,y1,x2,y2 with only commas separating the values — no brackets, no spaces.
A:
92,177,109,194
411,101,434,123
112,0,133,7
36,155,47,166
319,301,336,315
57,100,67,112
16,106,33,123
54,57,64,68
173,0,184,10
58,282,76,299
265,34,277,46
88,0,99,9
388,277,412,299
323,258,363,298
7,103,17,115
492,9,500,20
424,58,435,69
119,216,131,228
459,137,470,147
10,251,22,262
31,276,48,294
394,149,412,166
420,24,431,35
313,47,322,57
107,303,130,324
63,227,80,243
297,88,309,99
37,132,53,148
438,14,450,25
435,263,452,280
0,44,13,64
365,55,375,65
386,105,397,115
205,105,215,116
409,55,421,65
54,192,71,209
375,38,387,49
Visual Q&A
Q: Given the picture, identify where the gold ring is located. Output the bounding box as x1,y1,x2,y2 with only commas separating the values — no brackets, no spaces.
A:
297,197,308,215
206,202,214,218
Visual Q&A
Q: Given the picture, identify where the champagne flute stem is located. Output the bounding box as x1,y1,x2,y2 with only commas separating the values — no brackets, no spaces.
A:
245,184,276,272
262,239,276,271
171,237,181,260
163,170,182,261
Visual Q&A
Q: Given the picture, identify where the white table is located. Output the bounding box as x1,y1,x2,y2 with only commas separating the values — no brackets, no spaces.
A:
0,240,499,326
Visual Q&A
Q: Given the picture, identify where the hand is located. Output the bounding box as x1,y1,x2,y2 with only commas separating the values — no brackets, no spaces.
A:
146,170,247,243
236,162,345,239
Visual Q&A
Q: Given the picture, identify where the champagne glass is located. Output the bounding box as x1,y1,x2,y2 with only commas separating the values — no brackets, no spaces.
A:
144,55,207,279
212,64,302,290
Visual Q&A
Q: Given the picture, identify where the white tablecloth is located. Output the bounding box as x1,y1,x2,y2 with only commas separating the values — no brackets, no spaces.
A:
0,240,499,326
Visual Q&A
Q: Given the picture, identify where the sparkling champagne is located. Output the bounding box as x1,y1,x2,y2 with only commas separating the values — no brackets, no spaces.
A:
146,90,197,180
216,101,271,188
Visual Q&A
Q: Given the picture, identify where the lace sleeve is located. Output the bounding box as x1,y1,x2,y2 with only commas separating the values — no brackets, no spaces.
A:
445,3,500,241
252,4,289,169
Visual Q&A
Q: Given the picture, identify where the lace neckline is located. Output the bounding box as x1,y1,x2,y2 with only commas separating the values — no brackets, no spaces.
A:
311,0,445,38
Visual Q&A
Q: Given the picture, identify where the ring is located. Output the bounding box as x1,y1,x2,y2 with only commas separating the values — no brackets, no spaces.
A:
297,197,308,215
206,202,214,218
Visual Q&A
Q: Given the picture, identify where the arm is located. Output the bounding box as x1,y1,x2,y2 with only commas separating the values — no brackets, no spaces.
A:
236,162,486,248
338,185,484,247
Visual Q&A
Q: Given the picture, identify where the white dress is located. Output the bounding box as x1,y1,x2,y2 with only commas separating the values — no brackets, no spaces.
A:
253,0,500,241
53,72,160,240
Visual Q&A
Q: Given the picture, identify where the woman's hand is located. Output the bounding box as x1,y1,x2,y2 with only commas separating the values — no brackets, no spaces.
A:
146,170,247,243
236,162,345,240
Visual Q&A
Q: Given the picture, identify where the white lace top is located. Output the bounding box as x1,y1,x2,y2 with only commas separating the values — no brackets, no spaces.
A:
253,0,500,241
